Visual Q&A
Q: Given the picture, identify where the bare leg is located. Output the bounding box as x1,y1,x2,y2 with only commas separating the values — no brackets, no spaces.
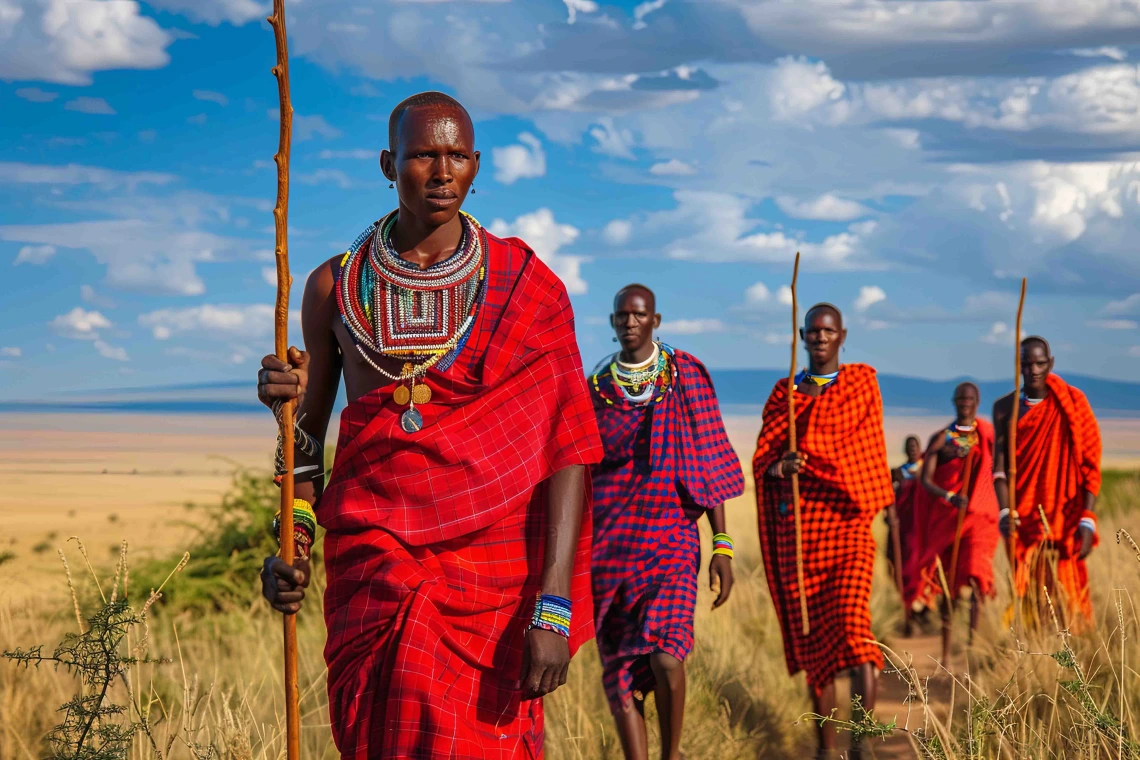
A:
968,581,981,641
941,593,952,663
612,696,649,760
649,653,686,760
813,678,839,759
849,663,879,760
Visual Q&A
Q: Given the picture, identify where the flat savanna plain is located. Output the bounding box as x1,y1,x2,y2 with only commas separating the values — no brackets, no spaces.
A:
3,412,1140,759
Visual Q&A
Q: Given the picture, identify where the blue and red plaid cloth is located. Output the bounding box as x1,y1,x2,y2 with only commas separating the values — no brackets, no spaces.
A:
589,347,744,710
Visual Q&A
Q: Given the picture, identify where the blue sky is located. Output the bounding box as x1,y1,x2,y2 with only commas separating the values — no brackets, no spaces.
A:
2,0,1140,397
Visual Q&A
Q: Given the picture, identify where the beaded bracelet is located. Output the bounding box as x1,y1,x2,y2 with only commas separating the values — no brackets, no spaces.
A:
274,499,318,560
1079,510,1097,535
712,533,735,560
527,593,572,639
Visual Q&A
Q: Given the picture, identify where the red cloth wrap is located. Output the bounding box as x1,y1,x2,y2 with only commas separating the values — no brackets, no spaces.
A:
319,232,602,760
752,364,894,693
898,419,1000,608
1011,373,1101,625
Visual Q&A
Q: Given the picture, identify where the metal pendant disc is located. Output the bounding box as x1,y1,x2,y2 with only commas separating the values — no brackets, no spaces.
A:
412,383,432,405
400,407,424,433
393,385,411,406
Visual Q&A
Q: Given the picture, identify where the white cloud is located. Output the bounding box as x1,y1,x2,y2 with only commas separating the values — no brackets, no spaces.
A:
187,113,207,126
0,162,175,189
64,96,116,115
295,169,354,189
602,219,632,245
776,193,871,222
268,110,342,141
777,285,794,306
16,87,57,102
1,347,22,358
14,244,56,265
193,89,228,106
139,304,276,339
768,57,847,123
981,321,1011,345
632,0,666,29
1087,319,1138,330
563,0,598,24
1069,47,1127,62
854,285,886,312
492,132,546,184
93,339,129,361
660,318,725,335
145,0,266,26
745,281,770,304
262,267,278,287
649,159,696,176
319,149,378,160
1105,294,1140,316
589,118,635,159
80,284,115,309
489,208,588,294
50,307,111,340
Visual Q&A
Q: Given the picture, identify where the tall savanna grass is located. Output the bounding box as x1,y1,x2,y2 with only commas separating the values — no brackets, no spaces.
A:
3,470,1138,759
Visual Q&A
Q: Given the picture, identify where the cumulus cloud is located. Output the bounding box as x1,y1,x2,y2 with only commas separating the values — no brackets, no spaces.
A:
489,208,588,294
854,285,887,312
146,0,267,26
744,281,770,304
602,219,632,245
660,318,725,335
776,193,871,222
268,110,342,141
139,304,276,339
649,159,697,176
14,244,56,265
1105,294,1140,315
93,340,129,361
295,169,354,189
0,162,175,189
64,97,116,115
981,321,1012,345
50,307,111,340
563,0,598,24
492,133,546,184
589,118,636,159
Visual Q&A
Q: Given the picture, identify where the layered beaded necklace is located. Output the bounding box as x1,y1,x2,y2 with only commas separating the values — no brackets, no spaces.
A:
796,368,839,388
945,421,978,457
595,342,673,405
336,210,486,432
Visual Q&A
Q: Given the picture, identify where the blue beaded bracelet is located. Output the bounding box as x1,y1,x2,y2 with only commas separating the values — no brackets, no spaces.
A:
528,593,572,639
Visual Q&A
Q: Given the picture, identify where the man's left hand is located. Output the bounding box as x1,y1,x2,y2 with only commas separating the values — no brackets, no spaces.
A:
1078,525,1095,560
520,628,569,699
710,554,734,610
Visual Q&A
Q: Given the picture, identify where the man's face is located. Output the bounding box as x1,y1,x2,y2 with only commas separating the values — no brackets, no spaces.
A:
1021,343,1053,393
801,308,846,367
953,385,979,421
611,290,659,354
384,105,479,227
905,438,922,462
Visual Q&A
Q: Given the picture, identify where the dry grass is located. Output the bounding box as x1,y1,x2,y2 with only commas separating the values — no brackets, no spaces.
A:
3,471,1138,759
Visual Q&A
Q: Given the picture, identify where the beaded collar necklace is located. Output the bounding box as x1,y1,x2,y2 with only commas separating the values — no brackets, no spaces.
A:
593,342,675,407
796,368,839,388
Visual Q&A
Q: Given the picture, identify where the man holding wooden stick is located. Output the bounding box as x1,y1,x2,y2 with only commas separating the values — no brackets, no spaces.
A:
993,336,1102,630
899,383,1000,658
255,91,603,758
753,303,894,757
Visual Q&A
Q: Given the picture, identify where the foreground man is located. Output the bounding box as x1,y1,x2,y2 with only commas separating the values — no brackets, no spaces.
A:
752,304,894,758
589,285,744,760
256,92,602,758
901,383,999,655
993,337,1101,630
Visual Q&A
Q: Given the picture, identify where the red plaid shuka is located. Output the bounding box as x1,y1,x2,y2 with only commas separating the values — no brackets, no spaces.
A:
752,364,894,693
1010,373,1101,626
589,348,744,710
318,230,603,760
899,419,1000,609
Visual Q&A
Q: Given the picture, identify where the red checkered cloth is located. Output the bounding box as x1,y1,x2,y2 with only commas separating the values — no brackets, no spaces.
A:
1010,373,1101,625
899,419,1000,608
589,348,744,710
318,230,603,760
752,363,894,694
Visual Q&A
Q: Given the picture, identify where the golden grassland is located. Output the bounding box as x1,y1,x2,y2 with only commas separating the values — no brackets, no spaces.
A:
2,413,1140,759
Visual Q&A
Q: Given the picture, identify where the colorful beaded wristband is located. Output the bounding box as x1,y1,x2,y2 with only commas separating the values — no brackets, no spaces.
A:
712,533,735,559
274,499,318,560
528,593,572,639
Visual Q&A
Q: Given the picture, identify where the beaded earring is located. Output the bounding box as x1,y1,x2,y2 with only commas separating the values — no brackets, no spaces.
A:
471,186,477,194
389,182,394,188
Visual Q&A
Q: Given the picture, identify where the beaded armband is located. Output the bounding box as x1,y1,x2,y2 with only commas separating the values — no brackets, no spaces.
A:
274,499,318,561
527,594,572,639
712,533,735,559
1079,510,1097,535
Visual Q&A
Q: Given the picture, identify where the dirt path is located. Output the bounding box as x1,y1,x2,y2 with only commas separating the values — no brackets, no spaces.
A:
870,631,957,760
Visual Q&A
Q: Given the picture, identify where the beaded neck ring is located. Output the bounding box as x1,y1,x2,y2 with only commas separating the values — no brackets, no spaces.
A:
336,210,487,432
945,421,979,457
593,342,675,407
797,368,839,388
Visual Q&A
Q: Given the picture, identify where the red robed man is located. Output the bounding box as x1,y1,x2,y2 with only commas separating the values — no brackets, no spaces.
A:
753,303,895,757
255,92,602,758
899,382,1000,651
993,336,1101,630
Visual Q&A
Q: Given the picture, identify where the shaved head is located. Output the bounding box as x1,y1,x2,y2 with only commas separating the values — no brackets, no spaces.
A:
1021,335,1051,358
805,302,843,329
955,381,979,398
614,283,656,313
388,91,472,153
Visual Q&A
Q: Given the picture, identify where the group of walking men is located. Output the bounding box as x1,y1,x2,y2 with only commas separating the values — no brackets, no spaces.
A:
254,92,1103,759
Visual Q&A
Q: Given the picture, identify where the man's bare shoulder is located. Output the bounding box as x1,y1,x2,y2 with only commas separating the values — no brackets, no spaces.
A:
303,255,342,301
992,391,1015,420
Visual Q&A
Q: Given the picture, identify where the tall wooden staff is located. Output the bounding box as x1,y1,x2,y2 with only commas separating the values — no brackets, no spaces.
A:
787,252,810,636
1007,279,1028,608
268,2,301,757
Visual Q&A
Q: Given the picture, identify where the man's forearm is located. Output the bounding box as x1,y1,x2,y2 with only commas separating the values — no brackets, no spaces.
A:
541,465,585,598
1084,490,1097,514
709,503,727,536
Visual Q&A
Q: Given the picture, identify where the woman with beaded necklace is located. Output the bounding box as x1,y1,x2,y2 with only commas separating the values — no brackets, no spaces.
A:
254,92,603,759
588,284,744,760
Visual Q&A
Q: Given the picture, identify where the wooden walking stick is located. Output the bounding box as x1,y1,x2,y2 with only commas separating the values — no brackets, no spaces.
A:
268,2,301,757
1007,278,1027,611
787,252,810,637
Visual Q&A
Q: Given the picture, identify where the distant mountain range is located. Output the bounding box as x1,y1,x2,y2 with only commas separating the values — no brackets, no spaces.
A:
2,371,1138,417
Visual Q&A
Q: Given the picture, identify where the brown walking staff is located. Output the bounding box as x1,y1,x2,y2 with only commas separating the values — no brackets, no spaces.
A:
268,2,301,757
787,252,810,636
1007,279,1027,611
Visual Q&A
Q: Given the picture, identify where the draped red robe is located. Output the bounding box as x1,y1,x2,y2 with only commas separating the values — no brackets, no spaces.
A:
319,230,602,759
